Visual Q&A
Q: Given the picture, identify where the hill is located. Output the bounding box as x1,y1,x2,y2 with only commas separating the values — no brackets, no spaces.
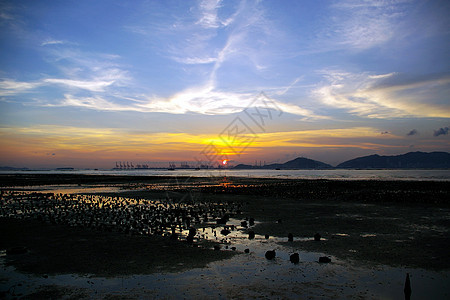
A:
336,151,450,169
234,157,332,169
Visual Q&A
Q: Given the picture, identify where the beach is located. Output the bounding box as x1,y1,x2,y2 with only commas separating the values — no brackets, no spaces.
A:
1,173,449,299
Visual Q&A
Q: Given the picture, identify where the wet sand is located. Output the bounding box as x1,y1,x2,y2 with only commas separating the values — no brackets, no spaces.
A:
1,174,449,272
1,173,449,298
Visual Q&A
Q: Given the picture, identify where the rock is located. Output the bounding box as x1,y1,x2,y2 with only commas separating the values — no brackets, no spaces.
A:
241,220,248,228
244,248,250,253
265,234,269,239
314,233,321,241
288,233,293,242
221,229,231,236
318,256,331,263
216,217,227,225
404,273,411,300
265,250,276,260
249,218,255,226
290,253,300,264
231,247,236,251
248,230,255,240
188,227,196,237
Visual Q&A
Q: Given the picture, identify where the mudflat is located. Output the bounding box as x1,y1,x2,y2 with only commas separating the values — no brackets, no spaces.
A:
1,173,449,276
0,217,235,277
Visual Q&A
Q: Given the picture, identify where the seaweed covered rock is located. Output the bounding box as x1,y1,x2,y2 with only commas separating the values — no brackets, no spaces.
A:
290,253,300,264
318,256,331,263
265,250,276,260
314,233,321,241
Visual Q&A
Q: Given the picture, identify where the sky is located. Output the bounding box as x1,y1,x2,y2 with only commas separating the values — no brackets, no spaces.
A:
0,0,449,169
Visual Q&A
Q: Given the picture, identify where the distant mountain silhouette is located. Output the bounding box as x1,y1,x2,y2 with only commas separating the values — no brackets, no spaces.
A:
0,166,29,171
234,157,332,169
336,151,450,169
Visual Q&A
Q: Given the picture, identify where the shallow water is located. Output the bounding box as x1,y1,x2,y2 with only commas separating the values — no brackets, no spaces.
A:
3,168,450,181
7,184,127,195
1,217,449,299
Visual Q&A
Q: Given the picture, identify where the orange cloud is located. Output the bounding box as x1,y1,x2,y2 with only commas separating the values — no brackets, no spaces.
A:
0,125,431,168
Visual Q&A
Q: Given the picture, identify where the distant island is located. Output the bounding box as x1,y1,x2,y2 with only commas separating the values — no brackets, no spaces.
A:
233,151,450,170
336,151,450,169
234,157,332,170
0,166,29,171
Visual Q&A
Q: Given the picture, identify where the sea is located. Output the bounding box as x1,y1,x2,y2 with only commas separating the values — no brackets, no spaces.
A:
2,168,450,181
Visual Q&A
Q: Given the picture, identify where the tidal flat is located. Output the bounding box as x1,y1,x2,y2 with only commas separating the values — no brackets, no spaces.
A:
1,174,449,299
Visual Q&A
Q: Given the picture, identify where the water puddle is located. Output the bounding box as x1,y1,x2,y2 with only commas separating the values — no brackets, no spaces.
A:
1,246,448,299
7,184,125,195
360,233,377,238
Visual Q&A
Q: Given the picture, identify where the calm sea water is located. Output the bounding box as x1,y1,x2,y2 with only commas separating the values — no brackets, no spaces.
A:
2,169,450,181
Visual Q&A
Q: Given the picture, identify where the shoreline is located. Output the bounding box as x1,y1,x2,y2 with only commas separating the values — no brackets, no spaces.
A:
2,173,448,206
1,169,449,186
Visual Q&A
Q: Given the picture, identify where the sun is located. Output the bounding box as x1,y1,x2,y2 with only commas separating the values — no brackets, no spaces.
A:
222,159,228,165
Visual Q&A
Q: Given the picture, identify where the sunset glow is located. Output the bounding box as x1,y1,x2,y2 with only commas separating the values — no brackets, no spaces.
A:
0,1,448,168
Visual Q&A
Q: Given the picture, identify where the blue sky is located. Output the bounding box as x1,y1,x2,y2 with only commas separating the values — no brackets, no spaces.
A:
0,0,449,168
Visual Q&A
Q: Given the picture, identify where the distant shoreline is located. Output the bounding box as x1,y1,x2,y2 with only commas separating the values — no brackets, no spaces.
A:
2,167,450,171
1,173,449,205
1,168,449,183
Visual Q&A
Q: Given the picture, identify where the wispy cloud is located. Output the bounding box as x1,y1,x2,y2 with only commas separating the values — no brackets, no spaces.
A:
41,39,67,46
195,0,222,29
54,94,135,111
106,1,310,116
1,44,316,117
275,77,304,96
325,0,411,51
314,70,450,118
1,69,127,96
43,78,115,92
152,0,271,78
0,79,42,96
0,43,131,97
172,56,217,65
0,12,14,21
51,85,318,117
149,1,240,69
